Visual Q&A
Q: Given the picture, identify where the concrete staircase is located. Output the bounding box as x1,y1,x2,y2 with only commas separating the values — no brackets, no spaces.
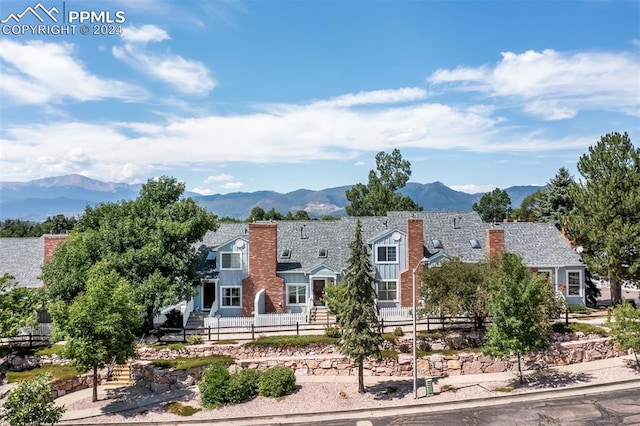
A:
185,310,207,330
308,307,336,325
105,361,132,386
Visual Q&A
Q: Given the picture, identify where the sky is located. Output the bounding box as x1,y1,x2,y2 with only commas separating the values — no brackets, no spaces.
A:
0,0,639,196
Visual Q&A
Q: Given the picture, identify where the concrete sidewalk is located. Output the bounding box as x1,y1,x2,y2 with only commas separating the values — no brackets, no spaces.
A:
56,354,640,422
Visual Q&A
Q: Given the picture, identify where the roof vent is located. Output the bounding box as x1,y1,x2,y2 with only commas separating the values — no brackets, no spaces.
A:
300,224,307,240
318,248,328,258
432,239,443,249
281,249,291,259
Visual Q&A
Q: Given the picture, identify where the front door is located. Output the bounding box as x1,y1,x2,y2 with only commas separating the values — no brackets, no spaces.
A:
203,282,215,310
313,279,325,306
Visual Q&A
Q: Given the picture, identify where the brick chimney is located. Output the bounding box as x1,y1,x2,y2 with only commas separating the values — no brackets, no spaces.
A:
486,227,505,259
241,223,285,316
44,234,68,262
400,218,424,308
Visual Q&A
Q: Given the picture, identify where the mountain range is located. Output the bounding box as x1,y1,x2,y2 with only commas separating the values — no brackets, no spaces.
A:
0,174,543,221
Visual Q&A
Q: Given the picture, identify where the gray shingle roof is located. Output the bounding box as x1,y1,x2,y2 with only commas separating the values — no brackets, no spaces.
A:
0,237,44,288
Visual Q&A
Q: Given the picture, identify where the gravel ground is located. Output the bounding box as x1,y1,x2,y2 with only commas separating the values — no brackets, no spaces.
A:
58,362,640,424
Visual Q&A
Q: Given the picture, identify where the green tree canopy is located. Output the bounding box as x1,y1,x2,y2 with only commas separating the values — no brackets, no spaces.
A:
49,264,142,402
0,274,42,338
334,220,382,393
535,167,575,228
510,189,543,222
566,132,640,306
608,301,640,367
345,149,422,216
472,188,511,222
0,373,65,426
420,258,490,330
42,176,218,330
0,215,76,237
483,252,555,383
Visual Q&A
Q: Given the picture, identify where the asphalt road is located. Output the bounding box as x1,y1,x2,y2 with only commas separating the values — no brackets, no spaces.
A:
292,388,640,426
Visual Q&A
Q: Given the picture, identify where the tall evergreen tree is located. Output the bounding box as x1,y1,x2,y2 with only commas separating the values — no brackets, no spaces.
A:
335,220,382,393
346,149,422,216
566,132,640,306
535,167,575,228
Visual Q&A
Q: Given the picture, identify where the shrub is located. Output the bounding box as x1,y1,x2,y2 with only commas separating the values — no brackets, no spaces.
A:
149,342,186,351
245,335,338,348
226,368,262,404
151,355,233,371
187,335,204,345
0,373,65,426
34,344,66,357
380,349,398,360
165,401,200,416
568,304,591,314
393,326,404,337
198,365,231,408
162,309,183,329
258,366,296,398
324,326,341,338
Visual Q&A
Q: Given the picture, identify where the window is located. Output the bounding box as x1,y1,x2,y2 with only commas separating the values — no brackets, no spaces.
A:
469,239,481,249
432,239,443,249
281,249,291,259
567,271,581,296
221,252,241,269
376,245,397,263
377,281,398,301
221,287,241,307
287,285,306,305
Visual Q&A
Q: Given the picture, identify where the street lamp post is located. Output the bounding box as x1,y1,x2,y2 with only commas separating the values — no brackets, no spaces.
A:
413,257,428,399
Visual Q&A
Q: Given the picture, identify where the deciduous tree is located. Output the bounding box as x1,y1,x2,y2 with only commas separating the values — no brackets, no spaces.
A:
335,220,382,393
483,252,555,383
472,188,511,222
42,176,218,330
0,274,42,337
49,264,141,402
0,373,64,426
346,149,422,216
566,132,640,306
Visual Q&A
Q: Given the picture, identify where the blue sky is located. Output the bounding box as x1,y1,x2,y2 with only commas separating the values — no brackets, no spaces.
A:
1,0,639,196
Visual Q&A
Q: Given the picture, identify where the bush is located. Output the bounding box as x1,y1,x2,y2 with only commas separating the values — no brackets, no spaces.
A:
258,366,296,398
0,373,65,426
245,335,338,348
568,304,591,314
198,365,231,408
324,326,341,338
163,309,183,329
187,335,203,345
393,326,404,337
226,368,262,404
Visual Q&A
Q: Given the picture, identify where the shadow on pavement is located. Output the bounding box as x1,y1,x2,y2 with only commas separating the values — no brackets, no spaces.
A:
96,385,198,418
512,370,593,390
365,379,413,401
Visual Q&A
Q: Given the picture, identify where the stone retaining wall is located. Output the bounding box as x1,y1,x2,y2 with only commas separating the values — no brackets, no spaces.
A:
131,337,626,391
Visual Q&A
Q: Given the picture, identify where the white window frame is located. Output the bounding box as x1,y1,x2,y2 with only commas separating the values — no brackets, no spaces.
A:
220,252,242,270
536,269,554,285
287,284,307,305
376,245,398,264
377,280,398,301
221,286,242,307
566,270,582,297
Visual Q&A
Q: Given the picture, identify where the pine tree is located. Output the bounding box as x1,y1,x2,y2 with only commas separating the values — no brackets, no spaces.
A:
567,132,640,306
336,220,382,393
535,167,575,228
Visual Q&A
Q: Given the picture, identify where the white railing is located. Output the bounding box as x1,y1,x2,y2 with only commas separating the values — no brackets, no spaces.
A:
255,312,306,327
208,298,220,318
183,297,194,328
154,300,186,325
378,306,412,320
204,316,254,332
306,296,314,323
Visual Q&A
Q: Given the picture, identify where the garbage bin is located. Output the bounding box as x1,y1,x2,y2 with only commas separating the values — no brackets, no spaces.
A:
424,377,434,397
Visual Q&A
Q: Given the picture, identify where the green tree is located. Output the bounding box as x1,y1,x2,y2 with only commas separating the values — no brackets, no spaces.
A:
345,149,422,216
0,274,42,337
584,269,601,308
510,189,543,222
535,167,575,228
0,373,65,426
483,252,554,383
420,258,490,330
566,132,640,306
472,188,512,222
40,215,77,235
608,301,640,367
49,264,141,402
247,206,266,222
42,176,218,330
334,220,382,393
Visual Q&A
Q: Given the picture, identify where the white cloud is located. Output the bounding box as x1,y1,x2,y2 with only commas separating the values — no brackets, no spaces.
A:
450,184,498,194
221,182,244,190
353,161,366,166
428,49,640,119
204,173,234,183
0,39,145,105
113,25,216,96
191,187,215,195
311,87,428,108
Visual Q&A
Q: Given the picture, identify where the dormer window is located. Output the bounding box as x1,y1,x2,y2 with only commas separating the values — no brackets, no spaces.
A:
206,251,217,269
318,248,328,258
376,245,397,263
281,249,292,259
